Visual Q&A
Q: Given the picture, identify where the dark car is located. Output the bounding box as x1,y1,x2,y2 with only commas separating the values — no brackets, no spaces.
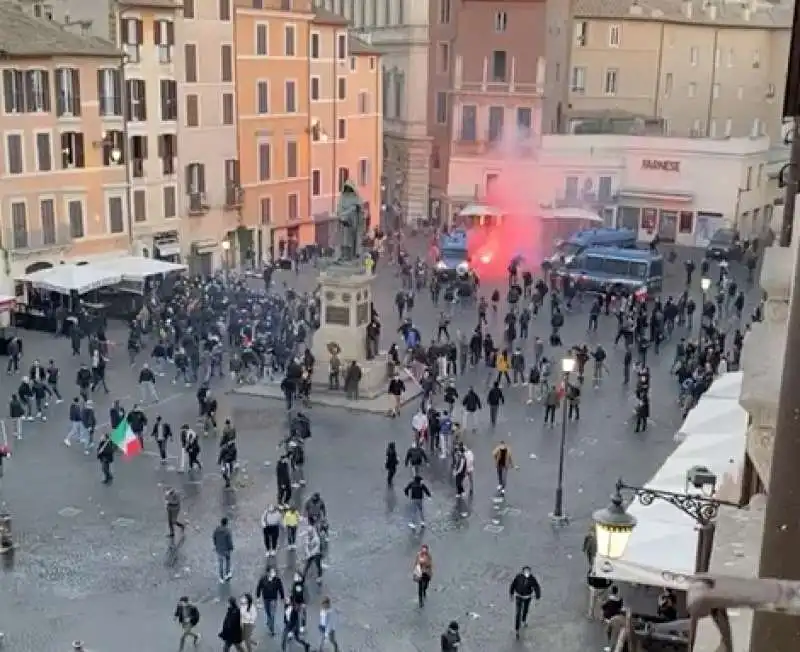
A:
705,228,743,261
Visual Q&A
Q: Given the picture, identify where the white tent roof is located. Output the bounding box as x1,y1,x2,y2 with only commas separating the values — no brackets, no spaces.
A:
593,381,747,591
458,203,502,217
540,207,604,223
702,371,744,400
23,264,121,294
110,256,187,280
675,373,747,443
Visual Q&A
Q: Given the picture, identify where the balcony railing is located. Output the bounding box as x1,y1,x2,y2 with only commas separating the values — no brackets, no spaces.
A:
187,192,209,216
225,185,243,209
4,226,73,252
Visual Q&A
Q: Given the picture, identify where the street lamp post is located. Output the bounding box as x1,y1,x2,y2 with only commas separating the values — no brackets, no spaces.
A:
551,356,576,525
221,239,231,280
700,277,711,331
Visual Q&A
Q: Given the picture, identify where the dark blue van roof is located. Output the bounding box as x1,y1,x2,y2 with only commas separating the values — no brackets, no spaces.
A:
439,230,468,250
568,228,637,246
584,247,663,261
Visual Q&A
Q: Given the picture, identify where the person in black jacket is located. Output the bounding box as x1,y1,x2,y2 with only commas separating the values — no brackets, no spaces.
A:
96,432,114,484
281,599,310,651
152,416,173,463
440,621,460,650
76,364,91,401
81,399,97,451
219,596,245,652
138,363,159,403
218,434,237,488
174,596,200,650
110,400,125,429
9,394,24,439
65,397,83,446
385,441,399,487
486,382,504,427
127,404,148,449
404,442,428,477
404,475,431,529
47,360,62,402
461,387,482,432
255,566,285,636
508,566,542,637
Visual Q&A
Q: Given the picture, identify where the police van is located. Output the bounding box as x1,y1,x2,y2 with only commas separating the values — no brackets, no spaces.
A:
556,247,664,298
549,228,637,265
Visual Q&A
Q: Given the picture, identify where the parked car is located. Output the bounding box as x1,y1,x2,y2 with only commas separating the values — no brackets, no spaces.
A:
705,228,744,261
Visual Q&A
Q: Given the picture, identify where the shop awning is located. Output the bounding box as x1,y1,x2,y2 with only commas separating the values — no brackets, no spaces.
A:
0,295,16,312
618,188,694,202
592,373,746,591
111,256,187,280
23,264,122,295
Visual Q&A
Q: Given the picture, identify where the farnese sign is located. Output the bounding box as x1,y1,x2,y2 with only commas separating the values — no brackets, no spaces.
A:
641,159,680,172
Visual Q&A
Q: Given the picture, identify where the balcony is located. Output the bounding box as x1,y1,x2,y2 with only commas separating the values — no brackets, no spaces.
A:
187,192,209,216
225,185,244,209
4,226,73,255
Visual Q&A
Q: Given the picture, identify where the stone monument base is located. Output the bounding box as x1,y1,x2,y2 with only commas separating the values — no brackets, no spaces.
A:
310,357,388,400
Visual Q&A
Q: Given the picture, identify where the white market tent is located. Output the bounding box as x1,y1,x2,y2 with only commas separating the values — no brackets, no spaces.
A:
458,203,502,217
593,373,747,591
110,256,186,281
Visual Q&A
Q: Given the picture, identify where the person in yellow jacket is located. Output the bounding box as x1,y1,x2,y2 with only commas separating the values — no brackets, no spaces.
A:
283,505,299,550
492,440,516,494
495,350,511,386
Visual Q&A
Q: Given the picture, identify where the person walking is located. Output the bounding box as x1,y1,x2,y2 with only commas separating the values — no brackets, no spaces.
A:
302,525,324,584
283,505,300,550
413,544,433,607
440,621,461,651
403,474,431,529
261,504,282,558
486,382,504,428
138,363,159,403
165,487,185,539
508,566,542,638
96,432,114,484
213,517,234,582
256,566,285,637
174,596,201,650
282,599,311,651
385,441,399,487
460,386,481,432
240,593,258,652
317,596,340,652
152,416,173,464
492,440,514,494
219,597,245,652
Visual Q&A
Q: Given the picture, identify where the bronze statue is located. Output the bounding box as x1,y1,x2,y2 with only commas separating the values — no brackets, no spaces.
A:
337,180,365,261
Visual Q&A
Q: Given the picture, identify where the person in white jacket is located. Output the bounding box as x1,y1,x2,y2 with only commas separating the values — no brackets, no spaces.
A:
261,504,282,558
303,526,323,584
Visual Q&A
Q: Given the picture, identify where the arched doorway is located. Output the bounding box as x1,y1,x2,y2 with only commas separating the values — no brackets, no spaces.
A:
25,261,53,274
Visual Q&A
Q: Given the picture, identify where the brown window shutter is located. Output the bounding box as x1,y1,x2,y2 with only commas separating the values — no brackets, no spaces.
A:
136,19,144,45
154,20,162,45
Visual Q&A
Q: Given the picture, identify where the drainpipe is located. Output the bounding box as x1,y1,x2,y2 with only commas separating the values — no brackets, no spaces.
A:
332,30,339,231
120,53,134,252
705,28,720,137
653,23,665,117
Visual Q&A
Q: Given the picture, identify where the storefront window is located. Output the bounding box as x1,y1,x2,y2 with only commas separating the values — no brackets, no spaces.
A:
641,208,657,233
679,211,693,233
618,206,640,231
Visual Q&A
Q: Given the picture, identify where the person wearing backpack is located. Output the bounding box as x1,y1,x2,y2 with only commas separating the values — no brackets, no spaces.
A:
175,595,201,650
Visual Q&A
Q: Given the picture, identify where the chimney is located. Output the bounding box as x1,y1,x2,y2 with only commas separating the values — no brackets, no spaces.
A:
682,0,692,19
707,2,717,20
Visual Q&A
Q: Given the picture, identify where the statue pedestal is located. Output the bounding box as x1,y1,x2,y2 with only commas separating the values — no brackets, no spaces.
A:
310,263,386,398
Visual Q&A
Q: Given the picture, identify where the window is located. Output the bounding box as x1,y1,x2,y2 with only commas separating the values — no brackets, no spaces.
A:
494,10,507,32
108,196,125,234
714,48,721,69
130,135,147,178
338,167,349,189
767,83,776,99
256,24,268,56
133,189,147,222
745,166,753,190
491,50,507,82
183,0,194,18
396,0,404,23
258,142,271,181
259,196,272,225
219,0,231,20
727,48,735,68
287,193,299,220
435,91,447,124
487,106,504,142
41,199,56,245
160,79,178,120
186,162,206,195
285,80,296,112
712,83,720,99
11,202,27,249
24,70,50,112
5,133,22,174
154,20,175,63
570,66,585,93
337,33,347,60
598,176,612,201
101,130,124,166
221,45,233,82
439,0,450,24
358,158,369,186
285,25,296,56
688,82,697,98
358,90,369,113
565,176,578,199
163,186,177,218
516,107,532,132
67,199,84,238
393,72,404,118
184,44,198,82
310,33,320,59
350,57,357,72
35,132,52,171
752,49,760,68
257,80,269,113
604,69,618,96
121,18,143,62
55,67,81,117
222,93,234,125
663,72,673,97
737,86,744,100
97,68,122,116
337,118,346,139
609,24,620,47
186,94,199,126
60,132,85,168
690,46,698,66
692,118,702,134
3,70,24,114
312,169,321,196
724,118,732,136
286,140,298,178
359,0,366,26
126,79,147,121
709,119,717,138
337,77,346,100
310,77,320,101
574,21,587,46
460,104,477,141
757,163,764,187
158,134,176,175
437,42,450,74
383,0,391,25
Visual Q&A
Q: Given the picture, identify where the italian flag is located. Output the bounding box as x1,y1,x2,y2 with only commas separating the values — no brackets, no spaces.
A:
111,421,142,457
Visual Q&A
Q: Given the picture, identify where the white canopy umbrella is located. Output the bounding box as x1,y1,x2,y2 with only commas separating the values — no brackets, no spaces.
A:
702,371,743,400
23,264,121,295
458,203,502,218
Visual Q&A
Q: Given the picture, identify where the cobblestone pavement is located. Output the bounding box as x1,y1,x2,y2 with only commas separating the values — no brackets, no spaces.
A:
0,247,757,651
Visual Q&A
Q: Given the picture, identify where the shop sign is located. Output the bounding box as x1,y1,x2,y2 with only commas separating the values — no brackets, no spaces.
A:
641,159,680,172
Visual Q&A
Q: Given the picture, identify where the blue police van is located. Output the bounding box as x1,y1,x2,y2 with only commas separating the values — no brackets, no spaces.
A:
435,230,469,278
557,247,664,297
550,228,637,264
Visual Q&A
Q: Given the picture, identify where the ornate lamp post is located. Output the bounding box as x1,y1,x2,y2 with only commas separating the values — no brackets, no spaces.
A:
550,355,576,525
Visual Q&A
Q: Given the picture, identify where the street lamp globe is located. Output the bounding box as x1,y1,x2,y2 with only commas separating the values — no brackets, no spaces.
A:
221,240,231,252
561,357,576,374
592,489,637,560
110,148,121,164
701,277,711,292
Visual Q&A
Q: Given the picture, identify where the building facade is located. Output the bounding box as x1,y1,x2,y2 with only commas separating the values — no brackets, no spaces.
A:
567,0,791,145
0,3,128,292
447,134,779,244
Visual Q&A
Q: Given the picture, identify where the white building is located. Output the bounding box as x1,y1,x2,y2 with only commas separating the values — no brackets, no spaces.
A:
447,134,782,245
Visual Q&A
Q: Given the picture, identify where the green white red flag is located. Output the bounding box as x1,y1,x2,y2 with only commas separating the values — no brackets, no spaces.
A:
110,421,142,457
